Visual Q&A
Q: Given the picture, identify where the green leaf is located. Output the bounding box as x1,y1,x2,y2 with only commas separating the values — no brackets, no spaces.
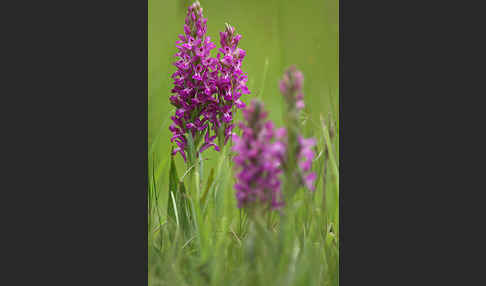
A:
178,181,192,235
167,151,179,223
167,151,193,237
321,115,339,186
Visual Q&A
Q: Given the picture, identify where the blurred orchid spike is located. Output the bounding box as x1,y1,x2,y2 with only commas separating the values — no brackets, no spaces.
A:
280,65,305,110
232,99,284,210
279,66,317,193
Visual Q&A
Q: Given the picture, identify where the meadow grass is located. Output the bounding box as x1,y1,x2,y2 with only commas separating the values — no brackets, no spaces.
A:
149,0,338,285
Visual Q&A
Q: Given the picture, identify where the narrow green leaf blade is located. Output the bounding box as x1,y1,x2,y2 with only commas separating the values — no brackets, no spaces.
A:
167,151,179,222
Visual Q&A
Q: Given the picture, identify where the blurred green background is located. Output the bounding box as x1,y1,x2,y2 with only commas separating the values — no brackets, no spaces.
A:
149,0,338,167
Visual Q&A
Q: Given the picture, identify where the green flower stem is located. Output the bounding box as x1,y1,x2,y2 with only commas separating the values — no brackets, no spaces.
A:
283,108,300,200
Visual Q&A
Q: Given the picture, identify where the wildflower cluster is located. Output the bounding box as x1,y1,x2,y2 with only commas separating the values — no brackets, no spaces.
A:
168,2,317,214
232,100,285,210
169,1,249,161
231,67,316,212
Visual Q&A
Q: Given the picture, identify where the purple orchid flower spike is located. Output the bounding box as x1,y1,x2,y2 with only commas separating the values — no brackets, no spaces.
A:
170,1,217,161
232,99,284,211
280,65,305,111
214,23,250,146
169,2,249,162
279,66,317,192
298,136,317,190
